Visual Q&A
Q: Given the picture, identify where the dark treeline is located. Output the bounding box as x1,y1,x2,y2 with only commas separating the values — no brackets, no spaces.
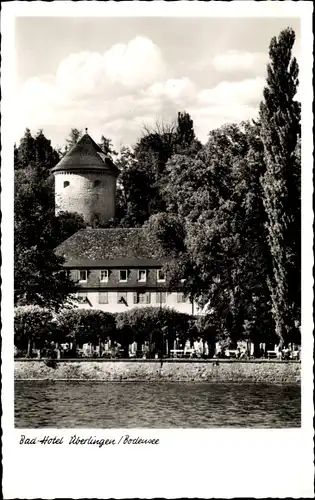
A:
14,129,86,310
14,27,301,349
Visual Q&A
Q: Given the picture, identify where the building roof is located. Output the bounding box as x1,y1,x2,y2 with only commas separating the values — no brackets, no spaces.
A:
55,228,168,267
51,134,119,175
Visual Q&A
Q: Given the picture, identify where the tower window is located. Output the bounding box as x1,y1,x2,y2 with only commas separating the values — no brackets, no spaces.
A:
94,180,101,187
64,181,70,188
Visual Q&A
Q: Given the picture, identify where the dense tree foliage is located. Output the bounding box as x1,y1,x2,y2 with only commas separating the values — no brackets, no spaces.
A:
14,128,59,174
54,211,87,247
14,166,78,310
14,130,86,310
143,28,300,348
114,112,201,227
145,122,275,350
260,27,301,347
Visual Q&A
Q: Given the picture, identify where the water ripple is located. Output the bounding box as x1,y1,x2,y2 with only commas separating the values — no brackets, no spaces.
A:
15,381,301,428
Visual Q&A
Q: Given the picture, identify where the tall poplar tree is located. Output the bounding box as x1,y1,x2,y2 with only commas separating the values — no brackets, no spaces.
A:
259,27,301,347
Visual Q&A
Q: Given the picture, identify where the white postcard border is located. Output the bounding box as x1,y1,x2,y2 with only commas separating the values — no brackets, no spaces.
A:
1,2,314,499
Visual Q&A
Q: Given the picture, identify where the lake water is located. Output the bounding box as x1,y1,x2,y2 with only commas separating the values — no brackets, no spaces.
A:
15,381,300,428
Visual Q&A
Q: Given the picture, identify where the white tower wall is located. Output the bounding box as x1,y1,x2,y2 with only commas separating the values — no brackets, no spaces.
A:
55,171,116,226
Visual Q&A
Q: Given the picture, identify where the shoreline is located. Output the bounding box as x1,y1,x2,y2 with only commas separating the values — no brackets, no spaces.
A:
16,379,301,384
14,359,301,383
15,358,300,363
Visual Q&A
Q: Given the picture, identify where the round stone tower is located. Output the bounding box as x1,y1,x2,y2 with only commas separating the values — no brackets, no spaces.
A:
51,132,119,226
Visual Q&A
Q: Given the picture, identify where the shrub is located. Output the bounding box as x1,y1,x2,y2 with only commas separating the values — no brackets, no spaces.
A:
14,305,53,355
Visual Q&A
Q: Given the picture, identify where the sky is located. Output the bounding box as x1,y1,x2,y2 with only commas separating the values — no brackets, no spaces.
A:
15,16,301,150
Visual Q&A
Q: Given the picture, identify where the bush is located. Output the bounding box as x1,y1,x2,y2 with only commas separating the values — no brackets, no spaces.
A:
14,305,53,354
55,308,116,346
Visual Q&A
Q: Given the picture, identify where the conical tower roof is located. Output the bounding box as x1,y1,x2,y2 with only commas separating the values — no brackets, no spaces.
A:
51,133,119,174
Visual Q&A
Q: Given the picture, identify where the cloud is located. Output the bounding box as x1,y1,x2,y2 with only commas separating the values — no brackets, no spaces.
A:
103,36,166,87
16,37,266,149
192,105,260,144
191,77,265,141
55,51,110,98
55,36,166,97
144,77,196,103
197,77,265,107
212,50,268,74
16,36,167,145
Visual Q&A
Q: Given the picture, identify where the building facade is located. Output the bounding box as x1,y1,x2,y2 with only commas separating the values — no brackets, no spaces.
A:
56,228,203,315
68,269,201,315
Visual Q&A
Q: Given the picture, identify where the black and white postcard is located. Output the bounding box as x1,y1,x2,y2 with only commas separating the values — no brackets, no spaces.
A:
1,1,314,498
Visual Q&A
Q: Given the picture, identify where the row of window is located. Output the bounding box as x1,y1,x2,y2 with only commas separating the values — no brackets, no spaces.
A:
78,269,165,283
78,291,188,304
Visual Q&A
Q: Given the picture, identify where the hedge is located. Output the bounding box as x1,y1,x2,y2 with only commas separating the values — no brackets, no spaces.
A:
14,305,244,358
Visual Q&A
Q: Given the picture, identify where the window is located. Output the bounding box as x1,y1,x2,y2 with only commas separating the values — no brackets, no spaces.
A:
99,291,108,304
157,269,165,282
137,270,147,282
177,292,187,303
117,291,127,304
64,181,70,188
100,270,109,282
94,180,101,187
79,270,87,282
119,270,128,282
156,292,166,304
134,292,151,304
